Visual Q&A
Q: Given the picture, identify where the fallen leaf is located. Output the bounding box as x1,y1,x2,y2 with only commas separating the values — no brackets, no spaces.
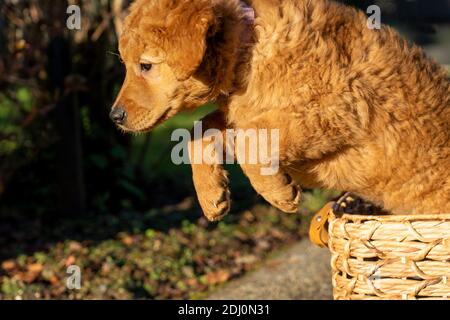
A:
68,241,83,252
271,229,286,240
101,262,111,274
15,270,39,283
121,236,134,246
49,275,60,285
186,278,198,287
243,211,255,222
27,263,43,273
205,270,230,285
153,239,162,251
13,263,45,283
1,260,16,271
65,255,76,267
256,240,271,250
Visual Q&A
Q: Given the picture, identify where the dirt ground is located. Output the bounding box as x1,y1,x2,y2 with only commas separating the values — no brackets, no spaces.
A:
207,239,333,300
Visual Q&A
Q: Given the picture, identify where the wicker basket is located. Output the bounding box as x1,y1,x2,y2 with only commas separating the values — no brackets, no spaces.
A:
311,203,450,300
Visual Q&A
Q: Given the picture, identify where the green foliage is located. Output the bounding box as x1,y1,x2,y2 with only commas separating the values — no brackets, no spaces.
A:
0,90,33,155
1,199,326,299
302,189,340,213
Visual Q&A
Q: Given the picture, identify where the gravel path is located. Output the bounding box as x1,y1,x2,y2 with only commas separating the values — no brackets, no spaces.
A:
207,239,333,300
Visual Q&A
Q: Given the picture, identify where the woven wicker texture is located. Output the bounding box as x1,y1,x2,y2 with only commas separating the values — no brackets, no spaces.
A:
329,213,450,300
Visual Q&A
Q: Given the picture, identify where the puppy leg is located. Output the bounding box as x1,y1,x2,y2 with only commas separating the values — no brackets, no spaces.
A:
234,93,371,213
189,111,231,221
239,162,302,213
234,127,302,213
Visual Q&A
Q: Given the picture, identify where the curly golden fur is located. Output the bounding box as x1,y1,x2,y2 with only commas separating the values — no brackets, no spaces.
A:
112,0,450,220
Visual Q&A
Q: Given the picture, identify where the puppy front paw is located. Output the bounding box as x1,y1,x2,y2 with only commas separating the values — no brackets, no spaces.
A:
198,186,231,221
192,167,231,221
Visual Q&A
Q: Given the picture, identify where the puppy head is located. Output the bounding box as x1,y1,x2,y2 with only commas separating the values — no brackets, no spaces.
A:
110,0,218,133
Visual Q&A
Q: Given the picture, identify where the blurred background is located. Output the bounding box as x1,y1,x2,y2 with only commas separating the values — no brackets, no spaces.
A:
0,0,449,299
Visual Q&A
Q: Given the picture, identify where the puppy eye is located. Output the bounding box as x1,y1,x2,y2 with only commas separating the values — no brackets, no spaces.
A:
140,63,153,73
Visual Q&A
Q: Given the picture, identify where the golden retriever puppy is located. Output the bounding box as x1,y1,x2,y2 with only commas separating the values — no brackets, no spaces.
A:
111,0,450,221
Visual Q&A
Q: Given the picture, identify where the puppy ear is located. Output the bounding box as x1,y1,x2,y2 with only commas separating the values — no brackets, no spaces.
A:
165,1,215,81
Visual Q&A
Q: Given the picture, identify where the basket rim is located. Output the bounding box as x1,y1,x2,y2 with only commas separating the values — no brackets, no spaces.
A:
337,213,450,222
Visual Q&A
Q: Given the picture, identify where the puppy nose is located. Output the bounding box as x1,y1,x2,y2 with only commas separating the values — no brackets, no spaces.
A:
110,107,127,124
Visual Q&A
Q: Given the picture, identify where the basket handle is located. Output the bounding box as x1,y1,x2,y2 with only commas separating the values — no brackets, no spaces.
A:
309,202,334,248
